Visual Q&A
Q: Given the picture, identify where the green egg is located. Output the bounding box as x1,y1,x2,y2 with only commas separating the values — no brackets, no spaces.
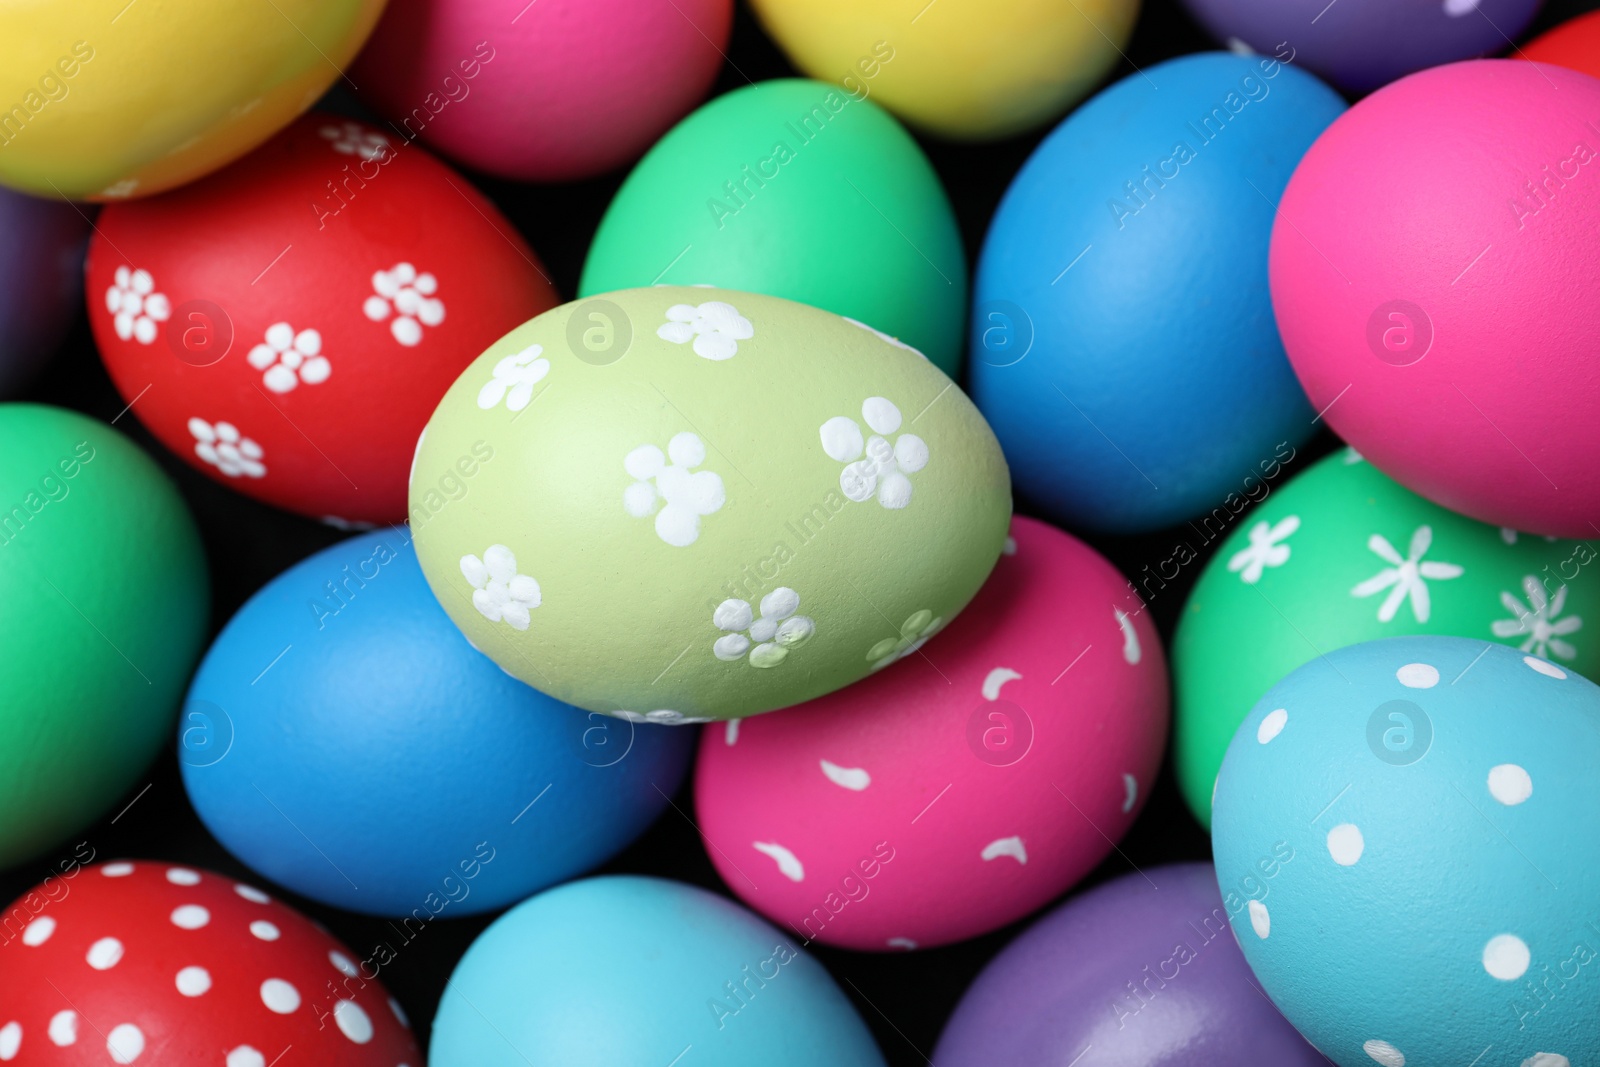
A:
579,79,966,376
1174,447,1598,828
409,287,1010,722
0,404,209,867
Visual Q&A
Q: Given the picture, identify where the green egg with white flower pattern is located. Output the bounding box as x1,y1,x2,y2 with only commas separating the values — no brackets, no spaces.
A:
409,286,1011,722
1174,447,1599,829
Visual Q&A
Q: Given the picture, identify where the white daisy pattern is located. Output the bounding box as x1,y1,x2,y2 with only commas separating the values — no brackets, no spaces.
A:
623,433,725,547
657,301,753,360
712,587,816,668
842,316,927,360
461,545,541,631
1350,525,1463,623
318,121,392,162
188,418,266,479
1492,576,1581,661
821,397,928,509
105,266,171,344
363,262,444,347
477,344,549,412
869,609,944,671
246,322,331,394
1228,515,1300,583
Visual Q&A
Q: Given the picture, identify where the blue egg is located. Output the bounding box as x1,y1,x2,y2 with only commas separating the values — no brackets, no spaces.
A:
180,531,696,917
969,52,1344,533
430,875,887,1066
1212,636,1600,1067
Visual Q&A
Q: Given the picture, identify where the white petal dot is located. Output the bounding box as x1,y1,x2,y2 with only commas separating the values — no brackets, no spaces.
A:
234,884,270,904
1484,934,1531,980
107,1022,144,1063
1396,663,1439,688
1248,899,1271,938
1257,708,1288,744
1327,823,1365,866
87,937,125,969
227,1047,267,1067
1488,763,1534,806
1523,656,1567,679
175,965,211,996
0,1021,18,1060
330,950,359,977
170,904,210,929
334,1000,374,1044
102,862,135,877
261,978,301,1013
250,920,280,941
22,916,55,946
48,1010,76,1046
1522,1055,1571,1067
165,867,201,885
1363,1039,1406,1067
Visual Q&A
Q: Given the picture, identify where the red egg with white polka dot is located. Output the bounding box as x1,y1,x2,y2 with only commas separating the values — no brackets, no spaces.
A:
0,861,418,1065
86,112,559,525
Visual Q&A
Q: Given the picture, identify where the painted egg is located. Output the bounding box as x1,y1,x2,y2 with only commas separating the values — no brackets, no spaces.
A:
181,530,697,916
1180,0,1542,92
1212,635,1600,1067
0,860,420,1064
0,405,208,869
934,864,1330,1066
745,0,1139,141
1271,60,1600,538
87,112,558,525
693,515,1166,949
352,0,731,182
0,1,384,201
0,188,88,396
969,52,1343,534
1521,10,1600,79
409,285,1011,722
1174,447,1599,829
430,875,886,1066
580,80,966,375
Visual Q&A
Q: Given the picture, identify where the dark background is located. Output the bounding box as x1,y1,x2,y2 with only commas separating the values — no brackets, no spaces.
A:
8,0,1598,1061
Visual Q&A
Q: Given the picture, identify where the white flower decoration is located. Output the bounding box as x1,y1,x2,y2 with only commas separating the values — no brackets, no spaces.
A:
477,345,549,412
100,178,140,199
610,708,712,725
712,587,816,668
319,121,392,162
868,609,944,671
246,322,331,393
105,266,171,345
624,433,725,547
363,262,445,347
820,397,927,509
1492,576,1581,661
460,545,541,630
843,316,926,360
657,301,753,360
1350,525,1464,623
1228,515,1300,584
188,418,265,478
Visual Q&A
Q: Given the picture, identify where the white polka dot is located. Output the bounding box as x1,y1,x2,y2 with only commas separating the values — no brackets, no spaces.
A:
170,904,210,929
1327,823,1365,866
1524,656,1567,679
1364,1039,1406,1066
1248,899,1271,938
234,884,270,904
329,950,358,977
261,978,301,1013
334,1000,373,1044
227,1047,266,1067
1484,934,1531,980
87,937,125,970
165,868,201,886
250,920,280,941
0,1021,19,1060
175,965,211,996
1257,708,1288,744
1396,663,1439,688
388,996,409,1027
1522,1055,1570,1067
107,1022,144,1063
101,862,134,877
22,916,55,946
48,1010,76,1046
1489,764,1533,806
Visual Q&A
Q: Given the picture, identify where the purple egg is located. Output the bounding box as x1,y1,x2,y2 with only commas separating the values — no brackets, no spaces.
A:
934,864,1330,1066
0,186,89,396
1180,0,1544,93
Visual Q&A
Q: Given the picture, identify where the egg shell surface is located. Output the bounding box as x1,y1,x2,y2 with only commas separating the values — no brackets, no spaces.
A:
0,188,88,396
409,286,1011,722
1270,60,1600,538
1521,9,1600,79
1213,635,1600,1067
970,52,1343,534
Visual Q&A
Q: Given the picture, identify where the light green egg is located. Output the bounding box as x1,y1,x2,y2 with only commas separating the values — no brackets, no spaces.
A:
409,287,1011,722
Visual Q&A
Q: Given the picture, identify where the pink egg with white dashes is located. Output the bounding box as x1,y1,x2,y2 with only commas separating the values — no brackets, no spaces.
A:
693,515,1169,951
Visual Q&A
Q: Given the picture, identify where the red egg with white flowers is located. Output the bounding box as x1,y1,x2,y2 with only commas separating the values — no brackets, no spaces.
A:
87,112,559,525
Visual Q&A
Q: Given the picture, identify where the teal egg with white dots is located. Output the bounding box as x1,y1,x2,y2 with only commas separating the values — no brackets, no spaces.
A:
1212,636,1600,1067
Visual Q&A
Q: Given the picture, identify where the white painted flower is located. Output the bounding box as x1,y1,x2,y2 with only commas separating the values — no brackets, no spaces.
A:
188,418,265,478
319,121,392,162
610,708,712,725
657,301,753,360
1499,528,1557,545
821,397,927,509
477,344,549,412
843,316,926,360
1350,525,1463,623
623,433,725,547
101,178,140,199
1492,576,1581,661
363,262,444,347
869,609,944,671
1228,515,1300,583
460,545,541,630
105,266,171,344
246,322,331,393
712,587,815,668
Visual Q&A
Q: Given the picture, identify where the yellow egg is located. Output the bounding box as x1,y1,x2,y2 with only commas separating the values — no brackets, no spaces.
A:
747,0,1140,141
0,0,385,200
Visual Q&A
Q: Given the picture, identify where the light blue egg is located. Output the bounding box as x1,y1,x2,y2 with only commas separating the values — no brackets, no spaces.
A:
430,875,887,1067
969,52,1343,533
180,531,696,917
1212,635,1600,1067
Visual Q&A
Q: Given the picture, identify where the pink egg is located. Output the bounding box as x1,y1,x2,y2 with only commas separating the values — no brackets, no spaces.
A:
693,515,1168,951
1271,60,1600,538
351,0,733,182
